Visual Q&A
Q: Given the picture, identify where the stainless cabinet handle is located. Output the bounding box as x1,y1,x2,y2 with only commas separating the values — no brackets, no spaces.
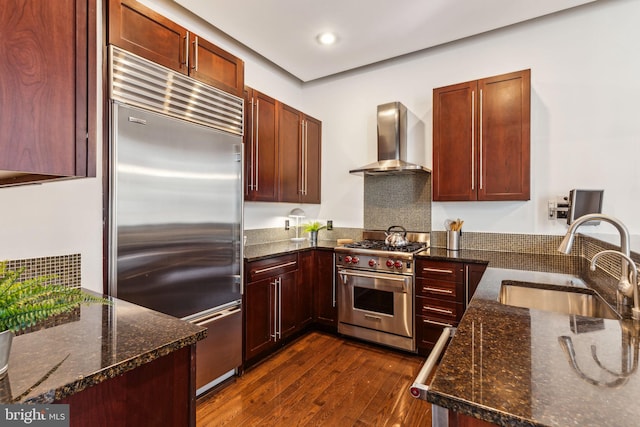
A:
255,99,260,192
422,267,453,274
364,314,382,322
471,90,475,191
479,88,483,190
465,265,470,306
277,277,282,340
332,253,336,308
192,36,199,71
299,120,304,195
253,260,297,275
303,120,308,195
423,287,453,295
424,306,453,315
423,319,454,328
250,97,255,190
410,327,455,400
183,31,189,67
270,280,277,339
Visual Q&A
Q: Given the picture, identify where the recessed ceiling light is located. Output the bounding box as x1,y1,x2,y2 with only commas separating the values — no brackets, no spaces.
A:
316,32,338,46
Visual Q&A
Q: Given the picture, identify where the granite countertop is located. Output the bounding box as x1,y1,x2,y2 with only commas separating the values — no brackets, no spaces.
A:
1,292,206,404
425,255,640,427
244,239,336,261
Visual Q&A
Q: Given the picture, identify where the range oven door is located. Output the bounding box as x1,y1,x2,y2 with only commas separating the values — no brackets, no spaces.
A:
337,269,413,338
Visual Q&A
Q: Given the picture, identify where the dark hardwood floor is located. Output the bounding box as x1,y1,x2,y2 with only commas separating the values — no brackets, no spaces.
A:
196,331,433,426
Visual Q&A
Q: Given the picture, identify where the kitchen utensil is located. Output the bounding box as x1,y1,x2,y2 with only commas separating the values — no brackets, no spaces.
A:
384,225,408,247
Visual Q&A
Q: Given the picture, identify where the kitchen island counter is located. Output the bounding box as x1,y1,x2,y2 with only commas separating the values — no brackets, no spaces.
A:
2,291,206,415
424,254,638,427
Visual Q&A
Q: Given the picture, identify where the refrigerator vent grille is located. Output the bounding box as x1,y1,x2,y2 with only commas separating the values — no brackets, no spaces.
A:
109,46,243,136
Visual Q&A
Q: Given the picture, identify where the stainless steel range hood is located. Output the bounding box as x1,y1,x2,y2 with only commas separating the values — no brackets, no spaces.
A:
350,102,431,175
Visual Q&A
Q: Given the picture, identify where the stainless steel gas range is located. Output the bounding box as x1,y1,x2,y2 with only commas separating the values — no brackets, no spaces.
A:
335,230,429,352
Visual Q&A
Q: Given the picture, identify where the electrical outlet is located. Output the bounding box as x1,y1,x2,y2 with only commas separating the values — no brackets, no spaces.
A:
327,220,333,230
285,219,290,230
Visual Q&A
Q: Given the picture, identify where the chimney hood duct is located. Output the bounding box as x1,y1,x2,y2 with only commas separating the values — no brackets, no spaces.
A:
350,102,431,175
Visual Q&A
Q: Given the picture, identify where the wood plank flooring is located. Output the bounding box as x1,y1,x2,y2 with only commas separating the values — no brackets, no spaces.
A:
196,331,433,426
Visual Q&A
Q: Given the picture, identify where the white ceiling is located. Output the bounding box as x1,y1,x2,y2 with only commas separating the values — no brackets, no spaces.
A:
174,0,597,82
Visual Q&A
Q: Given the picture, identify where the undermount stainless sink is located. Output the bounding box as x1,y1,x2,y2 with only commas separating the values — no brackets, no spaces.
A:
499,281,620,320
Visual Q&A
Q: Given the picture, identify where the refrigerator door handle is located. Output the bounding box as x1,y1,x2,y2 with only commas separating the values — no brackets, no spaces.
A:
193,304,241,326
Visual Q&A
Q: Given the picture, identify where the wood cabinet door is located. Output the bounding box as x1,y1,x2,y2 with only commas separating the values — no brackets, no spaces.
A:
477,69,530,201
296,251,314,330
300,115,322,204
433,80,478,201
244,277,275,361
278,103,302,203
464,262,488,307
278,271,298,339
189,34,244,97
0,0,94,183
108,0,187,74
314,251,337,327
245,89,278,201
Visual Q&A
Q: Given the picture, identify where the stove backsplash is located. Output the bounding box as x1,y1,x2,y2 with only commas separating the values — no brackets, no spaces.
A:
363,173,431,231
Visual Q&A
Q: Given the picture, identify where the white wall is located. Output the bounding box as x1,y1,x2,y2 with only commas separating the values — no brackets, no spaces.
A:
302,0,640,241
1,0,639,293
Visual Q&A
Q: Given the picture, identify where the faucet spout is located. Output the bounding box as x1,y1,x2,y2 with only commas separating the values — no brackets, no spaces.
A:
558,214,631,304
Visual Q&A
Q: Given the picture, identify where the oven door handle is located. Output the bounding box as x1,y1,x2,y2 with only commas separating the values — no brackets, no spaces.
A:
409,326,456,401
338,269,410,291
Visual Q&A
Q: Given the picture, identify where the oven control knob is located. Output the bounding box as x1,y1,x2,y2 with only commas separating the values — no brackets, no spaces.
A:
394,260,403,269
386,259,394,268
368,259,377,267
351,256,359,264
344,256,352,263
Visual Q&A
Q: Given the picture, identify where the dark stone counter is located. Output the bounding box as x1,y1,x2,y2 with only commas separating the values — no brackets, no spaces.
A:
425,256,639,427
243,239,336,262
2,293,206,404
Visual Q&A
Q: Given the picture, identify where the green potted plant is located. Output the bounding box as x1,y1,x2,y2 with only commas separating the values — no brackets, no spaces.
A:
303,221,326,245
0,262,110,377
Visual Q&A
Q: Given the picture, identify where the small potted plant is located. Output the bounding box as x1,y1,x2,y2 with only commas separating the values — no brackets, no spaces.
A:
303,221,326,245
0,262,110,377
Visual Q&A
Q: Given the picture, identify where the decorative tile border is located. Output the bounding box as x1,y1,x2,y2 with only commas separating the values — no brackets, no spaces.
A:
2,254,82,288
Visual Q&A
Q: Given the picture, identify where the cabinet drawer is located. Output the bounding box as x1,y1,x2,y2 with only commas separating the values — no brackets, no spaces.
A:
416,260,463,282
416,296,462,322
416,316,457,350
247,254,298,282
415,277,460,300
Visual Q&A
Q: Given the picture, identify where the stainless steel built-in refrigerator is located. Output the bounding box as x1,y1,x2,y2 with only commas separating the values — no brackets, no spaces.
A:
107,46,243,395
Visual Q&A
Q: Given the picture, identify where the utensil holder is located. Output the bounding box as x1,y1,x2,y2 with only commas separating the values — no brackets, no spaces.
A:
446,230,460,251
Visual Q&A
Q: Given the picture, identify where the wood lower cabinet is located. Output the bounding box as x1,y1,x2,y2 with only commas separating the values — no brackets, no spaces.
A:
433,69,530,201
108,0,244,96
244,254,307,365
313,250,337,329
297,251,315,329
0,0,96,186
278,103,322,204
244,88,278,201
415,259,487,355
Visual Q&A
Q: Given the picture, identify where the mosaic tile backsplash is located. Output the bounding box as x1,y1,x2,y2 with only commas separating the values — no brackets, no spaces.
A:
2,254,82,288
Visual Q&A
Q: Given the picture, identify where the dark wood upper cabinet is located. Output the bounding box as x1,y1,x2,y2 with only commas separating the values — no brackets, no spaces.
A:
433,69,530,201
190,35,244,97
244,86,322,204
108,0,244,97
0,0,96,186
278,103,322,204
244,88,278,201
